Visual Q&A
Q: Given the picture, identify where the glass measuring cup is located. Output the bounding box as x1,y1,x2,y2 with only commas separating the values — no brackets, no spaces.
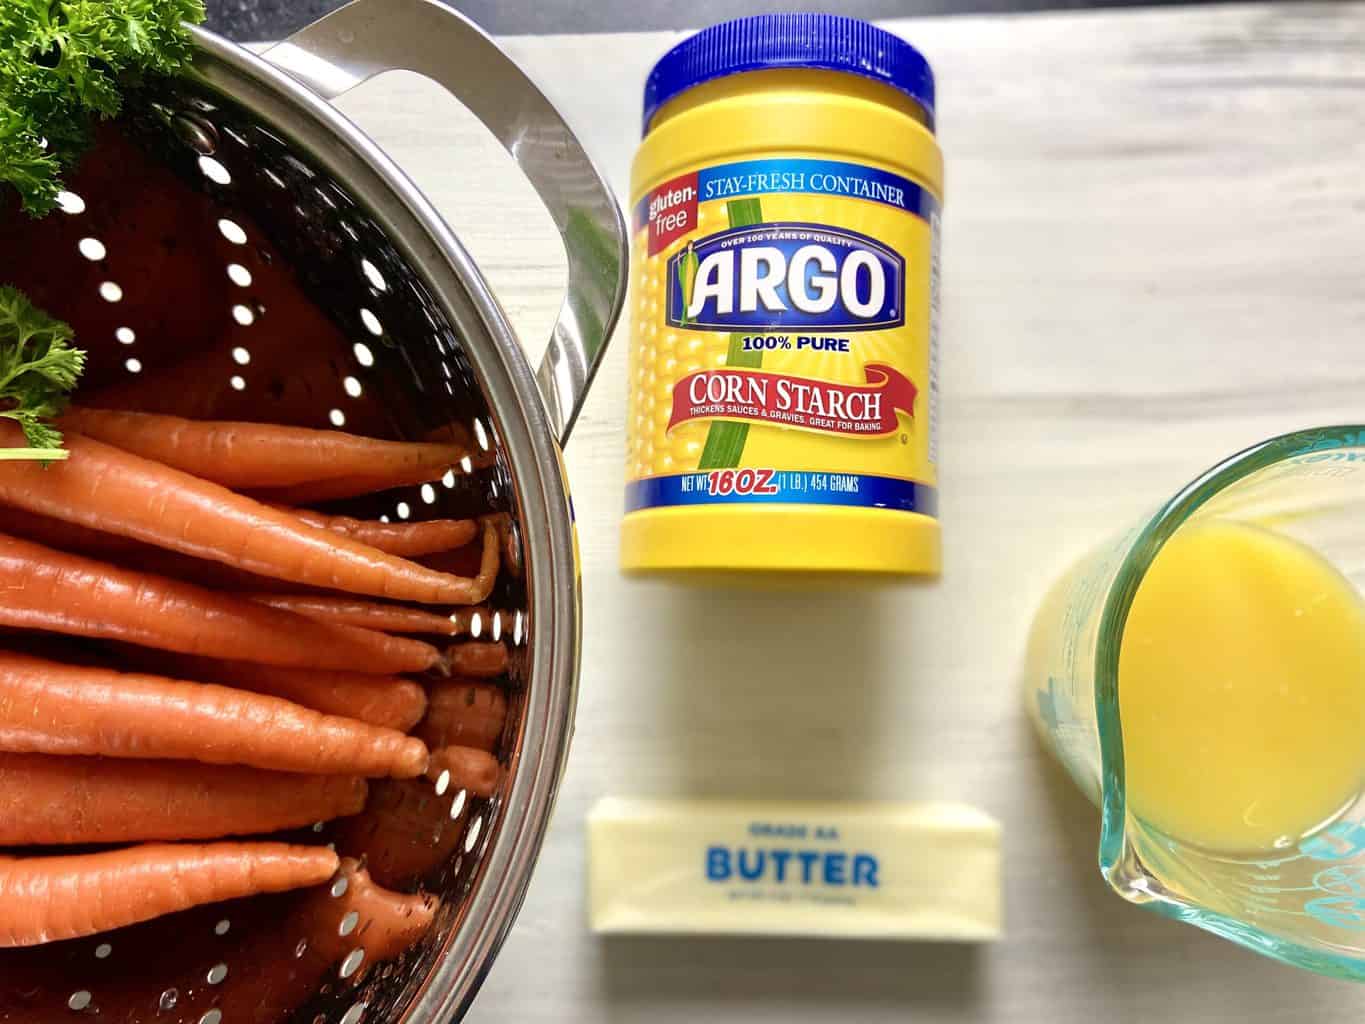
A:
1025,426,1365,979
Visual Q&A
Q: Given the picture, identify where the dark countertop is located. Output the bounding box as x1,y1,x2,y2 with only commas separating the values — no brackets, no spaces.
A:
206,0,1216,41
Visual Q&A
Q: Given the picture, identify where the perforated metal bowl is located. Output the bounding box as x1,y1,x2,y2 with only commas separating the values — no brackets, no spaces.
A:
0,1,624,1020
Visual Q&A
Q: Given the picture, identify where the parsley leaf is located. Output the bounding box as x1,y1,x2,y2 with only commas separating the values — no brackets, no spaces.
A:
0,0,206,215
0,285,87,460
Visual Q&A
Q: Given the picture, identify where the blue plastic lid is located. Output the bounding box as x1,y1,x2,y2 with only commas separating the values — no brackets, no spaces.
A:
642,14,935,135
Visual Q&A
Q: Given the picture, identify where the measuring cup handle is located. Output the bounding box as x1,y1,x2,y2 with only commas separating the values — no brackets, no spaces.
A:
260,0,627,445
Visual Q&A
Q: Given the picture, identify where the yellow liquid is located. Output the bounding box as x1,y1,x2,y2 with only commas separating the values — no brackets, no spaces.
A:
1119,519,1365,852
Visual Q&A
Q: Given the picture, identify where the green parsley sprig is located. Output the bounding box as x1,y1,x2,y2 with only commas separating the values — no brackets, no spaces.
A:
1,0,206,216
0,286,86,460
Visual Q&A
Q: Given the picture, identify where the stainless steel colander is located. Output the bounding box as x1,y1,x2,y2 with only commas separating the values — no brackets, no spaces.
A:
0,0,625,1020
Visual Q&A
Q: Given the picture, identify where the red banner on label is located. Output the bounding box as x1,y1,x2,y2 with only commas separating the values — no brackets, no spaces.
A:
668,364,917,437
643,171,699,255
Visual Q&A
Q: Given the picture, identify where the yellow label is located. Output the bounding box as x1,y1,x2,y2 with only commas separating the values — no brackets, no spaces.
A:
626,156,939,516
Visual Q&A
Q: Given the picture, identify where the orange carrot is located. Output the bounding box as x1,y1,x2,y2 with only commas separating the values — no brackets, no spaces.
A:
111,646,428,732
0,424,497,604
419,680,507,753
247,594,462,635
448,641,510,678
0,842,339,947
0,650,429,778
286,507,479,556
335,779,468,888
0,533,443,674
426,745,501,798
61,407,469,490
0,753,366,845
0,505,140,559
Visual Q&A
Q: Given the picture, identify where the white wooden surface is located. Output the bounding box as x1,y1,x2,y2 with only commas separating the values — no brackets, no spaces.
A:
331,4,1365,1020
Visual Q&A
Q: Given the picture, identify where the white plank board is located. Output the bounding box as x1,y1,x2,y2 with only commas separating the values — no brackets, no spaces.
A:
333,4,1365,1019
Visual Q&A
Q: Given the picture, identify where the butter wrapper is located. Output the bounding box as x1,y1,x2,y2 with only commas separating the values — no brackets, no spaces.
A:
588,798,1001,941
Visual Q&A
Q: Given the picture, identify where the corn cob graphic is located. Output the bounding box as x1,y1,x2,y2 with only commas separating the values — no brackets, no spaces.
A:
676,240,699,327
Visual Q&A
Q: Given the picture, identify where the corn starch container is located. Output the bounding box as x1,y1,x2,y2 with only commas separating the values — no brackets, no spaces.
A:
621,14,944,577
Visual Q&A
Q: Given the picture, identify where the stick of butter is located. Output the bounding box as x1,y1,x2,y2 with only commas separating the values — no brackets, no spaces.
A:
588,798,1002,941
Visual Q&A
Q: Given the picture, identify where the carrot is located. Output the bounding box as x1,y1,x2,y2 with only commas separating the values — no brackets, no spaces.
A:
335,779,469,888
0,753,366,845
0,650,429,778
0,505,141,559
0,842,339,947
426,745,501,798
247,593,462,636
418,680,507,753
448,641,510,678
0,423,496,604
286,506,479,556
111,646,428,731
61,407,470,490
0,533,444,674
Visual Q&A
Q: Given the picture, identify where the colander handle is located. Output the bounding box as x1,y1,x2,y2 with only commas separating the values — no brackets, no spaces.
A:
261,0,627,445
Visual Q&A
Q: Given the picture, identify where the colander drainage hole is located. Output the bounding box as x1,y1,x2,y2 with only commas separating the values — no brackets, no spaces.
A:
329,409,347,428
227,263,252,287
295,939,309,959
200,1009,222,1024
230,376,246,391
159,989,178,1011
78,237,106,261
67,990,92,1011
339,949,365,980
464,814,484,853
124,358,142,374
198,155,231,186
330,876,348,898
339,1002,367,1024
94,942,112,960
360,258,386,292
218,218,248,245
207,963,228,985
99,281,123,303
214,918,231,936
339,911,359,937
116,327,135,344
352,343,375,368
56,190,85,214
449,787,467,821
232,305,256,326
359,309,383,337
434,769,451,796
